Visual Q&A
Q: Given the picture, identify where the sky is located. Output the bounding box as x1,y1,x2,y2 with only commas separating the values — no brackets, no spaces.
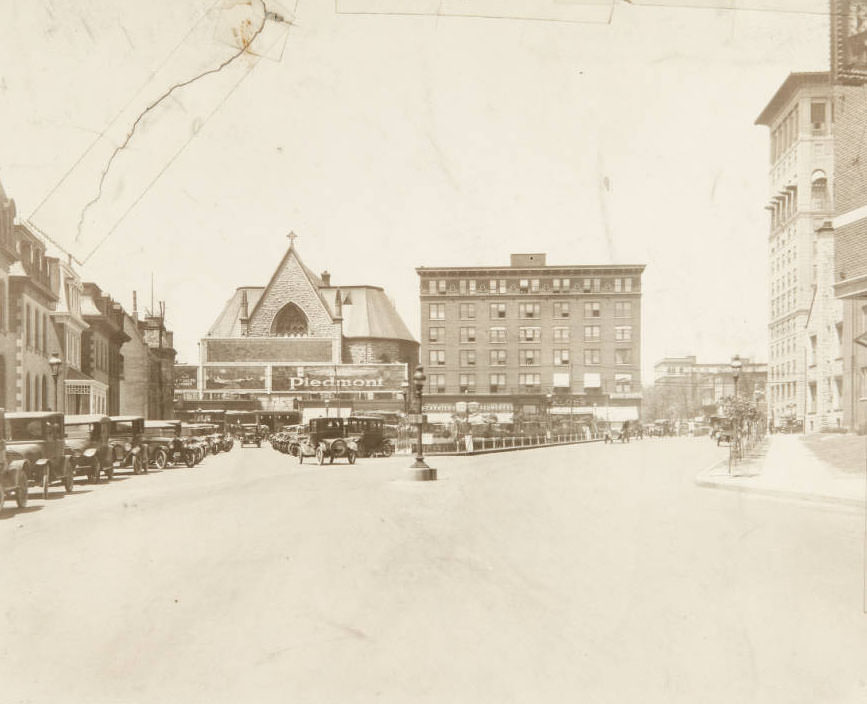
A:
0,0,831,379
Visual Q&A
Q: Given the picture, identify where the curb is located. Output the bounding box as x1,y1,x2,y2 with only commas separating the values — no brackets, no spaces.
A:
694,459,864,509
427,438,604,457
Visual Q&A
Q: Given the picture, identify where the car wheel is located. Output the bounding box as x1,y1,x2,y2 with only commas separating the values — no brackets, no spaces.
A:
348,450,356,465
90,458,101,484
16,469,28,508
381,442,394,458
154,449,168,470
42,466,50,500
316,448,325,465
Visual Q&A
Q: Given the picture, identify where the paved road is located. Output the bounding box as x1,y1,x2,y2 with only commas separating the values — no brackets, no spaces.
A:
2,439,866,703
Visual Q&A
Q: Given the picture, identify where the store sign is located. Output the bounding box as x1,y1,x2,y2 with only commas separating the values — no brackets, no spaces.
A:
271,364,406,392
833,1,867,82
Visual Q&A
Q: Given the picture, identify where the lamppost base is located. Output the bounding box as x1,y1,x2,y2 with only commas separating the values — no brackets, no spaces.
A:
408,459,437,481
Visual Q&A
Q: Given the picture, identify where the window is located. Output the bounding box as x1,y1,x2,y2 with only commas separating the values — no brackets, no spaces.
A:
552,278,561,292
583,372,601,389
615,325,632,341
615,349,632,365
489,349,507,366
518,327,541,343
519,302,540,319
460,303,476,320
583,279,592,292
584,302,600,318
489,279,497,293
624,278,633,292
489,373,506,393
811,101,826,131
615,278,622,293
519,349,540,366
615,373,633,393
459,374,476,393
42,315,47,354
428,327,444,343
429,350,445,366
554,349,570,366
489,327,506,344
592,278,601,292
562,278,570,291
438,280,447,294
490,303,507,319
469,280,477,295
460,350,476,367
272,302,309,336
584,325,601,342
489,279,506,294
615,301,632,318
459,280,467,295
428,374,446,394
427,280,436,295
518,373,541,392
553,278,571,293
429,303,445,320
531,279,540,293
554,302,570,318
25,304,31,348
584,349,600,365
460,327,477,343
519,279,529,293
553,327,570,343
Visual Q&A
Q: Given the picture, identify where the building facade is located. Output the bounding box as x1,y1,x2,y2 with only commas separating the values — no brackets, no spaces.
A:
120,297,176,419
416,253,644,425
756,72,843,431
0,180,19,410
196,240,418,420
81,283,128,416
650,355,767,421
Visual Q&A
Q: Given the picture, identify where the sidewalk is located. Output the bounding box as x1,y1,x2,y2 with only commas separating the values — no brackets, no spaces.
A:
696,433,866,508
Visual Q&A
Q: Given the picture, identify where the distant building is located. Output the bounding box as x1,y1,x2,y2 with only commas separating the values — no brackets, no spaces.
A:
756,72,843,432
651,355,767,421
81,283,129,416
0,180,19,409
416,253,644,426
195,237,417,420
120,296,176,419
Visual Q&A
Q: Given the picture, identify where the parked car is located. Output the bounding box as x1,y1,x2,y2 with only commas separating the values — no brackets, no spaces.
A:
144,420,197,468
0,409,29,512
64,414,112,483
346,416,394,457
239,424,262,448
180,423,209,464
109,416,148,474
297,417,358,465
7,411,73,499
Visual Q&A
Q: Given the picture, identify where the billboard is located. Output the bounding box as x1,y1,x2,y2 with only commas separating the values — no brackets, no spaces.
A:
174,365,198,390
271,364,406,392
204,366,267,390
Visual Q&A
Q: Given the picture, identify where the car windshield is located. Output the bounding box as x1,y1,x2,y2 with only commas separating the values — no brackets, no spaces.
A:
111,421,136,435
145,426,177,438
9,418,45,440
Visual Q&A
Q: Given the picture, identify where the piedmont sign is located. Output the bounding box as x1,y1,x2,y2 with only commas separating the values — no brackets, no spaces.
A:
200,363,408,393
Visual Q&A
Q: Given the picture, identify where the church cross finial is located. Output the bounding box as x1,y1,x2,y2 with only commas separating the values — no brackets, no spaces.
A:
287,231,298,246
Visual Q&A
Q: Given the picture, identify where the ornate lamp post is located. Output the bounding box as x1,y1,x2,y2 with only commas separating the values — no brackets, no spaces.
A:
48,353,62,412
409,366,436,481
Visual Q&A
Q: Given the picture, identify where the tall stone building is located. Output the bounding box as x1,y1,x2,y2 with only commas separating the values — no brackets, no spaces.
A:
756,72,843,431
196,238,417,420
120,296,176,419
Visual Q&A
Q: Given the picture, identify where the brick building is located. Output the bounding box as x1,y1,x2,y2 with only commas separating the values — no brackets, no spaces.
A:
828,4,867,433
120,297,176,419
197,238,417,419
756,72,843,431
81,283,128,416
416,253,644,425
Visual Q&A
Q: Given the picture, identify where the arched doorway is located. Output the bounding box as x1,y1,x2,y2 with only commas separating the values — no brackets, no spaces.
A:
271,303,309,336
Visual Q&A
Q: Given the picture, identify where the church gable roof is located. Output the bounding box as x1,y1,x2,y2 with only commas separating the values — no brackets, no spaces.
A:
207,287,263,337
319,286,416,343
246,244,336,336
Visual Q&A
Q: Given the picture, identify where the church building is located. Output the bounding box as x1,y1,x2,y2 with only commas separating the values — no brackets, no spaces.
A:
194,237,418,420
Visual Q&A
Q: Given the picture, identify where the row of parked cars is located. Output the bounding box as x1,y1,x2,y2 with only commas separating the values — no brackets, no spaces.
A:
0,410,236,513
270,416,396,465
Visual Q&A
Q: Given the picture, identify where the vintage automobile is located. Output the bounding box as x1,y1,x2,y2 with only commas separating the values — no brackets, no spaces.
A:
180,423,210,464
297,417,358,465
346,416,394,458
239,424,262,448
144,420,197,468
7,411,73,499
109,416,148,474
64,414,112,483
0,409,30,512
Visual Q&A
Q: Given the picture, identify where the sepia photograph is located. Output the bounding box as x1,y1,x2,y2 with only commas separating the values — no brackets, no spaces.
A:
1,0,866,702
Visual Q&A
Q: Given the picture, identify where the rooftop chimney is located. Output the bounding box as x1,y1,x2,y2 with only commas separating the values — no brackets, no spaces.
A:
321,271,331,287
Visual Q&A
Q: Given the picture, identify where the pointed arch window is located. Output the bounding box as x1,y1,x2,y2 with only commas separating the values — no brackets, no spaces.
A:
271,303,309,337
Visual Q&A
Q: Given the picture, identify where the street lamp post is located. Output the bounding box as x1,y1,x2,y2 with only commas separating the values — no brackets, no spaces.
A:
731,354,742,399
730,354,743,474
48,353,62,412
408,366,436,481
